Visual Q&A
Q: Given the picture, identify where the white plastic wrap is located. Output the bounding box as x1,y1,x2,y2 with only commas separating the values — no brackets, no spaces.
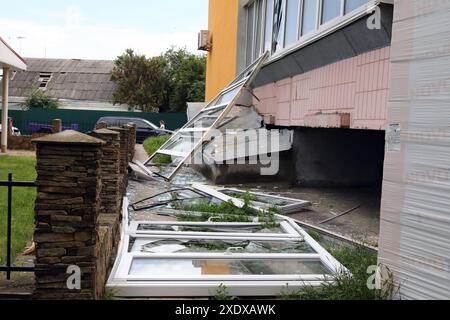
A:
378,0,450,299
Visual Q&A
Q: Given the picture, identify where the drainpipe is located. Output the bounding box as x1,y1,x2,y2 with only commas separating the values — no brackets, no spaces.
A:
1,66,10,153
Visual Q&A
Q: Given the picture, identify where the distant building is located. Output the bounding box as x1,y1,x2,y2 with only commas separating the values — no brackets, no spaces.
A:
1,58,130,111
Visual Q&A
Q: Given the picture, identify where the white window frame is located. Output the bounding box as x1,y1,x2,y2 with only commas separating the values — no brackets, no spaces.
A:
107,203,348,297
215,186,311,214
128,220,301,239
245,0,379,65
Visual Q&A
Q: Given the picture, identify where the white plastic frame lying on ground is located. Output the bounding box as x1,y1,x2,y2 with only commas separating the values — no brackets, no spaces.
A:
129,184,311,215
107,199,347,297
207,185,311,214
144,52,270,181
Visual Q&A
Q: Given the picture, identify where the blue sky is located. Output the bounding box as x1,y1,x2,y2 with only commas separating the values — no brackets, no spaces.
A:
0,0,208,59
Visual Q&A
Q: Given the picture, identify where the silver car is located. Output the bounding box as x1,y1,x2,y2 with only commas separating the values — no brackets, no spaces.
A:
0,124,21,136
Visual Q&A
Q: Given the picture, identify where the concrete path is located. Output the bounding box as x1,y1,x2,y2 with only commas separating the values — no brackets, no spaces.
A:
133,144,148,163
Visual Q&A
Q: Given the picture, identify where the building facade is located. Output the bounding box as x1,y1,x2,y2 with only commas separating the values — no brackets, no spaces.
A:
206,0,393,187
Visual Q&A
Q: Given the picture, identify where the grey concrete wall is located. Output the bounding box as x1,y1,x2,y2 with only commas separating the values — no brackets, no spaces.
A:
293,128,385,187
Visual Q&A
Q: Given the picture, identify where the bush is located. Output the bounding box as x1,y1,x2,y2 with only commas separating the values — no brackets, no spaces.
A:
20,85,60,110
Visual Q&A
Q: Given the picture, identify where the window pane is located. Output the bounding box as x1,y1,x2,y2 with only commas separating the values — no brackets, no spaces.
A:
129,259,330,277
272,0,286,52
246,3,255,65
345,0,369,14
264,0,274,52
285,0,300,46
322,0,341,24
254,0,264,58
301,0,317,36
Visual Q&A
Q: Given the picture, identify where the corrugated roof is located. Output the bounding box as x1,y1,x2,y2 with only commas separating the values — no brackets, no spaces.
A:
1,58,116,102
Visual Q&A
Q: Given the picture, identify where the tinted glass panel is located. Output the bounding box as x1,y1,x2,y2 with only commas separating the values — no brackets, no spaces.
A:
129,259,330,276
345,0,369,13
301,0,317,36
134,239,315,254
285,0,300,46
322,0,341,24
246,3,255,65
254,0,264,58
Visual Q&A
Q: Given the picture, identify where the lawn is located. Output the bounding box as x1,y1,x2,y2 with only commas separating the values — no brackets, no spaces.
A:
143,135,172,164
0,156,36,265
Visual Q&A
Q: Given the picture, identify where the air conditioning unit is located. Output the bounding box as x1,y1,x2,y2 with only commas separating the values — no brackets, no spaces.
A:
198,30,211,51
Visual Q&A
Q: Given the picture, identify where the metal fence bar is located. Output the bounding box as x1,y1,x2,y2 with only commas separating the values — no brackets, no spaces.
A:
0,173,36,280
6,174,12,280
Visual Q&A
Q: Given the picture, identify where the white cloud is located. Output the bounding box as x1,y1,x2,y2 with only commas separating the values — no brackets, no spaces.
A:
0,10,202,60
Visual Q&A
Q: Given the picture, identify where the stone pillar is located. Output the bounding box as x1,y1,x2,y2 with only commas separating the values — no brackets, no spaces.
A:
126,123,137,161
90,129,121,215
109,127,130,194
32,130,105,300
52,119,62,133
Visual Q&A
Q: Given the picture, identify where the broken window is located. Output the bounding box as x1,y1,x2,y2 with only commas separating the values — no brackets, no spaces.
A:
272,0,286,52
38,72,52,89
107,199,347,297
144,52,270,181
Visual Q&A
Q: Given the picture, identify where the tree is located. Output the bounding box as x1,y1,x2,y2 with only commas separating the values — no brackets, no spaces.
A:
20,84,60,110
110,47,206,113
110,49,167,112
163,48,206,113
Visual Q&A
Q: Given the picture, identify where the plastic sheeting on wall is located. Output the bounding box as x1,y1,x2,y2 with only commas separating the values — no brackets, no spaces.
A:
378,0,450,299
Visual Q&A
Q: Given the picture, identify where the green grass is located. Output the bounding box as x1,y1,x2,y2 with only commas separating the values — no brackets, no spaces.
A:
0,156,36,265
173,193,279,228
143,135,172,164
280,243,396,300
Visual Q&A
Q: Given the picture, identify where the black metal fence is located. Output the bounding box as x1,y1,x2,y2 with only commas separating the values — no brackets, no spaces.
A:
0,173,36,280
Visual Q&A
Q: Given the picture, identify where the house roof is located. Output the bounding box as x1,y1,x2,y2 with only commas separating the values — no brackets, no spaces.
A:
2,58,116,101
0,37,27,70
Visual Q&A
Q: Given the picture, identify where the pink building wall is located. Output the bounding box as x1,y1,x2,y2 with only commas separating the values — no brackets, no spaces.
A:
254,46,391,130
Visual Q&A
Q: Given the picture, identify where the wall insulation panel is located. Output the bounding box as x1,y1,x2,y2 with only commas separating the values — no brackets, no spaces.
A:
378,0,450,300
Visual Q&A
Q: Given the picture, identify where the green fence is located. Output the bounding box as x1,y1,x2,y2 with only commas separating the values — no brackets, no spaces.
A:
8,109,187,135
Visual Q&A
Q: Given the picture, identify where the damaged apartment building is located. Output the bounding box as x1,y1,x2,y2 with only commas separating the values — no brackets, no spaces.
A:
204,0,392,188
198,0,450,299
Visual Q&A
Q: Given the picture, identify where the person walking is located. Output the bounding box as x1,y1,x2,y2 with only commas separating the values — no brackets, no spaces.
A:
159,120,166,130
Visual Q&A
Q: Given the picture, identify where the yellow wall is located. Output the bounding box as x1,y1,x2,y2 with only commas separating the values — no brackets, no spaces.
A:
205,0,239,102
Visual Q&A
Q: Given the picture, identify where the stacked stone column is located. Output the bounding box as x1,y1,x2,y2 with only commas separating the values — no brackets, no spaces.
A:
90,129,121,215
32,130,105,300
109,127,130,195
125,123,137,161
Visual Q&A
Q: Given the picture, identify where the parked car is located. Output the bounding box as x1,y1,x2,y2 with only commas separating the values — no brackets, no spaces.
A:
0,124,21,136
29,123,79,134
95,117,171,143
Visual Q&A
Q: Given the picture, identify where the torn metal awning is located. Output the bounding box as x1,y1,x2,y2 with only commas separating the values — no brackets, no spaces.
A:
144,52,270,181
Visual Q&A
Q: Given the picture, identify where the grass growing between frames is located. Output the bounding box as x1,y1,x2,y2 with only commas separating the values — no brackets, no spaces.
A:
0,156,37,265
143,135,172,164
280,242,398,300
